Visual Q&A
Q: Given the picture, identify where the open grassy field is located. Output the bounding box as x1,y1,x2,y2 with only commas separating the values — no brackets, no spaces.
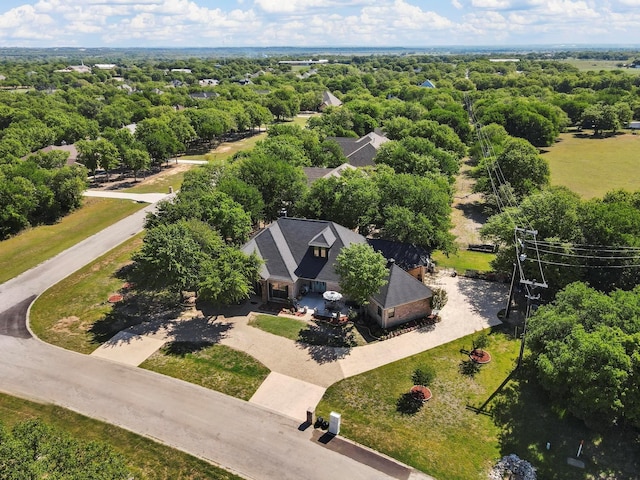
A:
542,131,640,198
0,197,145,284
140,342,270,401
561,58,640,75
317,328,640,480
0,392,242,480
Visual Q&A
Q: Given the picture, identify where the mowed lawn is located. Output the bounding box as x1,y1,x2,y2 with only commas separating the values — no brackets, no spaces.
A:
543,132,640,198
317,329,640,480
0,197,146,284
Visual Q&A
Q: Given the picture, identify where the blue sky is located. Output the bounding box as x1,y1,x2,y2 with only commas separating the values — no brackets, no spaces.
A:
0,0,638,48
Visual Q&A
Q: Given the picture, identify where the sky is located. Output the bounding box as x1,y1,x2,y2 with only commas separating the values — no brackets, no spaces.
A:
0,0,638,49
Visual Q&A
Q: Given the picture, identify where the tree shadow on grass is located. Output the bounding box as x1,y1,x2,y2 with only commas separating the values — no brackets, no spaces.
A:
490,368,640,480
296,323,356,364
90,289,183,344
396,392,424,415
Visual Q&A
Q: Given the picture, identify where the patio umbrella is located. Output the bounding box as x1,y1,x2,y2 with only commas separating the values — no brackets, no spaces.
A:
323,291,343,302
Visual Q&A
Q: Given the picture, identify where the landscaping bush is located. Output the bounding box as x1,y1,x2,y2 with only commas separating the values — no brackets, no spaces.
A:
472,332,489,353
412,365,436,386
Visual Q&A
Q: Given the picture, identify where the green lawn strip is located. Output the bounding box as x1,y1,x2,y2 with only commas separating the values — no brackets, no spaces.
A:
29,235,144,354
0,392,242,480
123,164,191,193
248,313,307,340
432,250,495,274
248,313,367,347
140,343,270,401
0,197,145,284
543,132,640,198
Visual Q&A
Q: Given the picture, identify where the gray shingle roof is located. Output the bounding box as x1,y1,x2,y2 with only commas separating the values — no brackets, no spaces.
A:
368,239,432,270
244,217,366,284
372,264,433,309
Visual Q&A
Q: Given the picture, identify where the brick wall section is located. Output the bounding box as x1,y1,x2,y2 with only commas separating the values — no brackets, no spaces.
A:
367,298,432,329
385,298,432,329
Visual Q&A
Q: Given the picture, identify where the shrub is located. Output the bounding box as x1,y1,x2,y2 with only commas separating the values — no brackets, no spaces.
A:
412,365,436,386
472,332,489,353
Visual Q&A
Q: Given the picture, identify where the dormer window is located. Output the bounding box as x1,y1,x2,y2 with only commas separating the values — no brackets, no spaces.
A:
314,246,328,258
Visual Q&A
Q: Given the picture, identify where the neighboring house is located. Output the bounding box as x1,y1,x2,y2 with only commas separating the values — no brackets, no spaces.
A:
199,79,219,86
94,64,116,70
302,163,355,185
329,130,390,168
26,144,79,167
171,68,192,73
320,90,342,110
55,64,91,74
242,217,432,328
189,91,219,100
368,238,434,282
420,79,436,88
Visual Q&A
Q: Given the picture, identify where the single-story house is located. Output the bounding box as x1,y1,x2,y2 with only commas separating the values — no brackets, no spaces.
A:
242,217,432,328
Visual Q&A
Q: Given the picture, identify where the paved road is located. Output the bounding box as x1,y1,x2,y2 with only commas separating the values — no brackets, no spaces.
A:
0,199,428,480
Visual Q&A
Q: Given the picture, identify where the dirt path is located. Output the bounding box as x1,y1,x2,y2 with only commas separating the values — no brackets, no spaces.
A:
450,158,488,247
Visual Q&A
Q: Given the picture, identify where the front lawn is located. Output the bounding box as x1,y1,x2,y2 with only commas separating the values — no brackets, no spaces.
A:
248,314,307,340
248,313,367,347
316,328,640,480
140,342,270,401
29,235,147,354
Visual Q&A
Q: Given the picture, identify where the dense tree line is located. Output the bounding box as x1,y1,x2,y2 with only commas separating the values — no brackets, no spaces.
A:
527,282,640,429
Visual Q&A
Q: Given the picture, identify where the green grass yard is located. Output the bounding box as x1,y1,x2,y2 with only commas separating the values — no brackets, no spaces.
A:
432,250,495,274
0,393,242,480
29,234,146,354
140,343,270,401
316,329,640,480
543,132,640,198
0,197,145,284
248,313,308,341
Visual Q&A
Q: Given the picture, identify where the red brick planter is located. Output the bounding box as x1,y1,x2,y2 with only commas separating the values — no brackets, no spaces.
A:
108,294,123,303
469,349,491,364
410,385,432,402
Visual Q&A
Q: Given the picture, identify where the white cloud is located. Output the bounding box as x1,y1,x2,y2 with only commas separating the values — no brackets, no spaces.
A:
471,0,511,8
0,5,54,30
452,0,463,8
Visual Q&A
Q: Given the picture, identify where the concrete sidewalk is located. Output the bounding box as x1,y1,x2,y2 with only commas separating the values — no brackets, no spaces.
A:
84,190,172,203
